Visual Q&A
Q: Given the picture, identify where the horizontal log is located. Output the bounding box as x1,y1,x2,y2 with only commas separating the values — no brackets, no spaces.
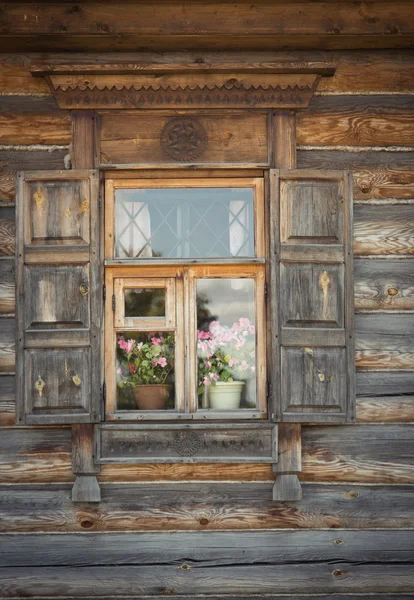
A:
0,318,14,372
0,424,413,484
357,396,414,423
297,150,414,200
2,530,414,567
355,314,414,369
354,205,414,256
0,206,14,257
0,3,412,37
357,370,414,396
0,149,67,203
0,375,14,426
0,113,70,145
1,50,413,94
0,259,14,315
297,96,414,147
355,259,414,311
0,563,412,596
0,483,413,532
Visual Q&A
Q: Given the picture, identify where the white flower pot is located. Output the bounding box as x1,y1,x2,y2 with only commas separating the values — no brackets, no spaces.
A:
208,381,245,409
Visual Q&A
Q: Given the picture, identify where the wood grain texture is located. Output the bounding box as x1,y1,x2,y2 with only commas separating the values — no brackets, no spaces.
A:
0,318,14,372
0,3,413,52
354,205,414,256
100,113,269,166
2,530,414,566
357,396,414,423
0,206,15,257
0,563,413,596
355,259,414,311
0,149,66,203
0,259,14,316
0,375,14,426
0,113,70,145
0,483,413,532
355,314,414,369
0,424,413,484
298,96,414,147
357,370,414,396
297,150,414,200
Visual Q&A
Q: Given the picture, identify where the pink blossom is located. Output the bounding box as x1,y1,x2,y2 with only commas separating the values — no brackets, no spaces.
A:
118,337,135,354
157,357,167,368
151,337,162,346
249,325,255,335
241,360,249,371
209,372,219,382
117,367,122,375
203,376,211,386
198,330,211,340
205,361,212,368
228,357,239,367
239,317,251,329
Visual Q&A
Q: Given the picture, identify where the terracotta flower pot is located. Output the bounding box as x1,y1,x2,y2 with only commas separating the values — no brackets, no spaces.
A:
208,381,245,409
133,384,171,410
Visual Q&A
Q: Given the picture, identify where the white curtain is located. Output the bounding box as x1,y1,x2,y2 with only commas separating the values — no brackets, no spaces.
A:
115,190,152,258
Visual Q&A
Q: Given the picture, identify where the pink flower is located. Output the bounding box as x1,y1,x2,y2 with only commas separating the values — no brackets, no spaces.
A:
198,330,211,340
205,361,212,368
239,317,251,329
210,372,219,382
125,339,135,354
157,357,167,368
203,376,211,386
228,357,239,367
117,367,122,375
249,325,255,334
241,360,249,371
151,337,162,346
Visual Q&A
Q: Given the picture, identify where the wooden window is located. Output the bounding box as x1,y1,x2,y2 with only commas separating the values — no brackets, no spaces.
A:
104,177,266,421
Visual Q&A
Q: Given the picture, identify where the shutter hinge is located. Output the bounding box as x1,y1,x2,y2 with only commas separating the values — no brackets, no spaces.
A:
264,282,268,299
112,294,116,311
267,379,272,399
103,284,106,301
102,382,106,404
99,191,103,209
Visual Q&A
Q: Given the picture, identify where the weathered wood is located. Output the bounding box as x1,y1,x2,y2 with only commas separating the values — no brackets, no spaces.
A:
71,112,100,170
100,113,269,166
273,474,302,501
357,396,414,423
354,205,414,256
1,483,413,532
2,530,414,567
0,3,413,52
272,111,296,168
0,375,14,426
0,260,14,316
0,562,413,595
355,259,414,311
0,113,70,145
72,425,99,475
0,424,413,484
0,149,67,203
357,371,414,396
0,318,14,372
0,206,15,257
72,475,101,503
355,314,414,370
298,96,414,148
298,150,414,200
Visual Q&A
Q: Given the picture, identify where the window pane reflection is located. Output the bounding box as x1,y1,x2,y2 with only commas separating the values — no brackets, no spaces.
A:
115,188,254,259
196,278,257,410
124,288,166,318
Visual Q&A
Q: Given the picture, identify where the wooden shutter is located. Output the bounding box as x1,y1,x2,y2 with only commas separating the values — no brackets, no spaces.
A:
270,169,354,423
16,170,101,424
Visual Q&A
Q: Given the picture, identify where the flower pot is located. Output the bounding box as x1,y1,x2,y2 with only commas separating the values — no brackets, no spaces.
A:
133,384,171,410
208,381,244,410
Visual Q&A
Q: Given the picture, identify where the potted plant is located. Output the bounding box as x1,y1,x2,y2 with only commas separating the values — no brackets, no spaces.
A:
197,318,256,409
116,332,174,410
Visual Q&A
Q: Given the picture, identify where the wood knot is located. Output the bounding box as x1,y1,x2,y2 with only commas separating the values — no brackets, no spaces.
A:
387,287,399,296
332,569,347,577
199,518,209,526
178,563,192,570
80,519,94,529
333,539,343,545
344,490,359,499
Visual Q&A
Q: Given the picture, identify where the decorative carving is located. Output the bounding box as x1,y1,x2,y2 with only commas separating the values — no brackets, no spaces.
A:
160,117,208,162
171,431,202,456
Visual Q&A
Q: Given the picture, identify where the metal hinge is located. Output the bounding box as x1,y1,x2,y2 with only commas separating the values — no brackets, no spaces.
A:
102,382,106,404
103,284,106,301
267,379,272,399
112,294,116,311
99,191,103,209
264,282,268,299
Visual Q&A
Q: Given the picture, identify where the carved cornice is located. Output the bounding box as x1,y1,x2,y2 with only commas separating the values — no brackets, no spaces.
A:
32,66,336,110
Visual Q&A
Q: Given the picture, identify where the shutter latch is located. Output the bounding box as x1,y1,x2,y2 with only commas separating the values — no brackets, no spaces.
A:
103,284,106,301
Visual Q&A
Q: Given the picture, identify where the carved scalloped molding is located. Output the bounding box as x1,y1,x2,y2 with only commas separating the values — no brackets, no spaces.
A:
32,66,335,110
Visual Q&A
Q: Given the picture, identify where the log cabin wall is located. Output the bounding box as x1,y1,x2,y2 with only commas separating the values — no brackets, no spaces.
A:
0,48,414,598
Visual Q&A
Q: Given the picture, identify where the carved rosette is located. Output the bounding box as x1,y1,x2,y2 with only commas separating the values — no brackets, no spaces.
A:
160,117,208,161
171,431,202,457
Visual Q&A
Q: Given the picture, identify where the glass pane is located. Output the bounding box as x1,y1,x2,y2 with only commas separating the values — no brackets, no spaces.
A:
115,188,255,259
116,331,175,410
124,288,166,318
196,278,256,410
